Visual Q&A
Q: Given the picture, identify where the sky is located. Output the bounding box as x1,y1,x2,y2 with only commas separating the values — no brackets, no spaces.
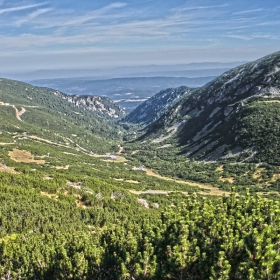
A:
0,0,279,72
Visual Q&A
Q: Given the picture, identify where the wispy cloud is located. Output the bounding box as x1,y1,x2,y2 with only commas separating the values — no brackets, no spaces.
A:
0,2,48,15
233,9,263,15
0,1,278,65
104,2,127,9
172,3,228,13
224,34,252,41
224,33,278,41
179,4,228,11
33,2,127,29
14,8,52,27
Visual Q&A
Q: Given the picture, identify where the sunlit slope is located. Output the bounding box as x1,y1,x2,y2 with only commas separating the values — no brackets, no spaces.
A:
140,51,280,164
0,78,125,153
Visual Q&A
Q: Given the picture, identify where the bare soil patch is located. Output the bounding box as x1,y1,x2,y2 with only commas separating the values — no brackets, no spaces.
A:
117,146,124,154
126,180,140,184
63,152,79,156
9,149,45,164
219,177,235,184
272,173,280,180
216,165,224,172
55,165,69,170
41,191,58,200
0,163,19,174
74,194,87,209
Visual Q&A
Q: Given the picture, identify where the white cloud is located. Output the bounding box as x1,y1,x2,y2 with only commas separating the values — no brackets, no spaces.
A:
233,9,263,15
224,34,252,41
29,2,127,29
0,1,278,72
14,8,53,27
0,2,48,15
224,33,279,41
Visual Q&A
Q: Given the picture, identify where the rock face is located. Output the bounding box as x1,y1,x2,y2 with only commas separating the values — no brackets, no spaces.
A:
136,51,280,162
53,91,126,119
124,86,192,126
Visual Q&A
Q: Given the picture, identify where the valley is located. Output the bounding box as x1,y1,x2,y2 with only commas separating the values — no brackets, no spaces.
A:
1,50,280,279
0,100,228,198
30,76,216,112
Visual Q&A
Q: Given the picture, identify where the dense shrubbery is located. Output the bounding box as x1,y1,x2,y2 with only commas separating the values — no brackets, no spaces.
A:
1,177,280,279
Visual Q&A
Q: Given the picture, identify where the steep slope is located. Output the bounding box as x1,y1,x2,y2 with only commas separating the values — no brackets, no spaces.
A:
0,78,125,152
123,86,192,126
53,91,125,119
141,51,280,164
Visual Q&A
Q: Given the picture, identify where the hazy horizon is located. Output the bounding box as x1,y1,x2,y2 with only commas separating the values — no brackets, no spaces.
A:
0,0,279,73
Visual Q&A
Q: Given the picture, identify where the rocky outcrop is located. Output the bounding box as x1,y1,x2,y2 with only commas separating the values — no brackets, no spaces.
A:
53,91,126,119
124,86,192,126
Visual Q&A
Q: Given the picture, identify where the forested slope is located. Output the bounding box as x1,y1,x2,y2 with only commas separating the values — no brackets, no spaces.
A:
0,78,125,145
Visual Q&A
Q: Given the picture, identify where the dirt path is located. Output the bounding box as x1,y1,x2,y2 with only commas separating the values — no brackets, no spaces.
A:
0,101,38,121
117,146,124,154
18,107,26,120
144,168,230,196
129,190,171,195
12,105,26,121
0,102,26,122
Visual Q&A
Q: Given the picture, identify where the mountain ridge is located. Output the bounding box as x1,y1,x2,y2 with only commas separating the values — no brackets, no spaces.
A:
124,86,192,126
130,51,280,164
53,90,126,119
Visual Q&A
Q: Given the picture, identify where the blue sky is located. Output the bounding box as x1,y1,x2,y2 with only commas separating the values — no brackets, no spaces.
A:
0,0,279,72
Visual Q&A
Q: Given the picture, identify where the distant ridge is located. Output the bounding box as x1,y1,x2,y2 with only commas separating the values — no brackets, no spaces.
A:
1,62,246,80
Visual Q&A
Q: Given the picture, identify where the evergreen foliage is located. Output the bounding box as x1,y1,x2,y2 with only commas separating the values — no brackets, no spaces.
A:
1,51,280,279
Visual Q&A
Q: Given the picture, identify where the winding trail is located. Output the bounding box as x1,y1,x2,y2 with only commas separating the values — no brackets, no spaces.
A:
142,168,230,196
0,99,230,197
13,105,26,121
0,100,38,121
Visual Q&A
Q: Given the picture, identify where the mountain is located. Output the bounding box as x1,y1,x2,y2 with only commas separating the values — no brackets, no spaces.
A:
30,76,215,112
52,91,125,119
2,57,280,279
124,86,192,126
134,51,280,164
0,78,125,153
2,62,245,80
